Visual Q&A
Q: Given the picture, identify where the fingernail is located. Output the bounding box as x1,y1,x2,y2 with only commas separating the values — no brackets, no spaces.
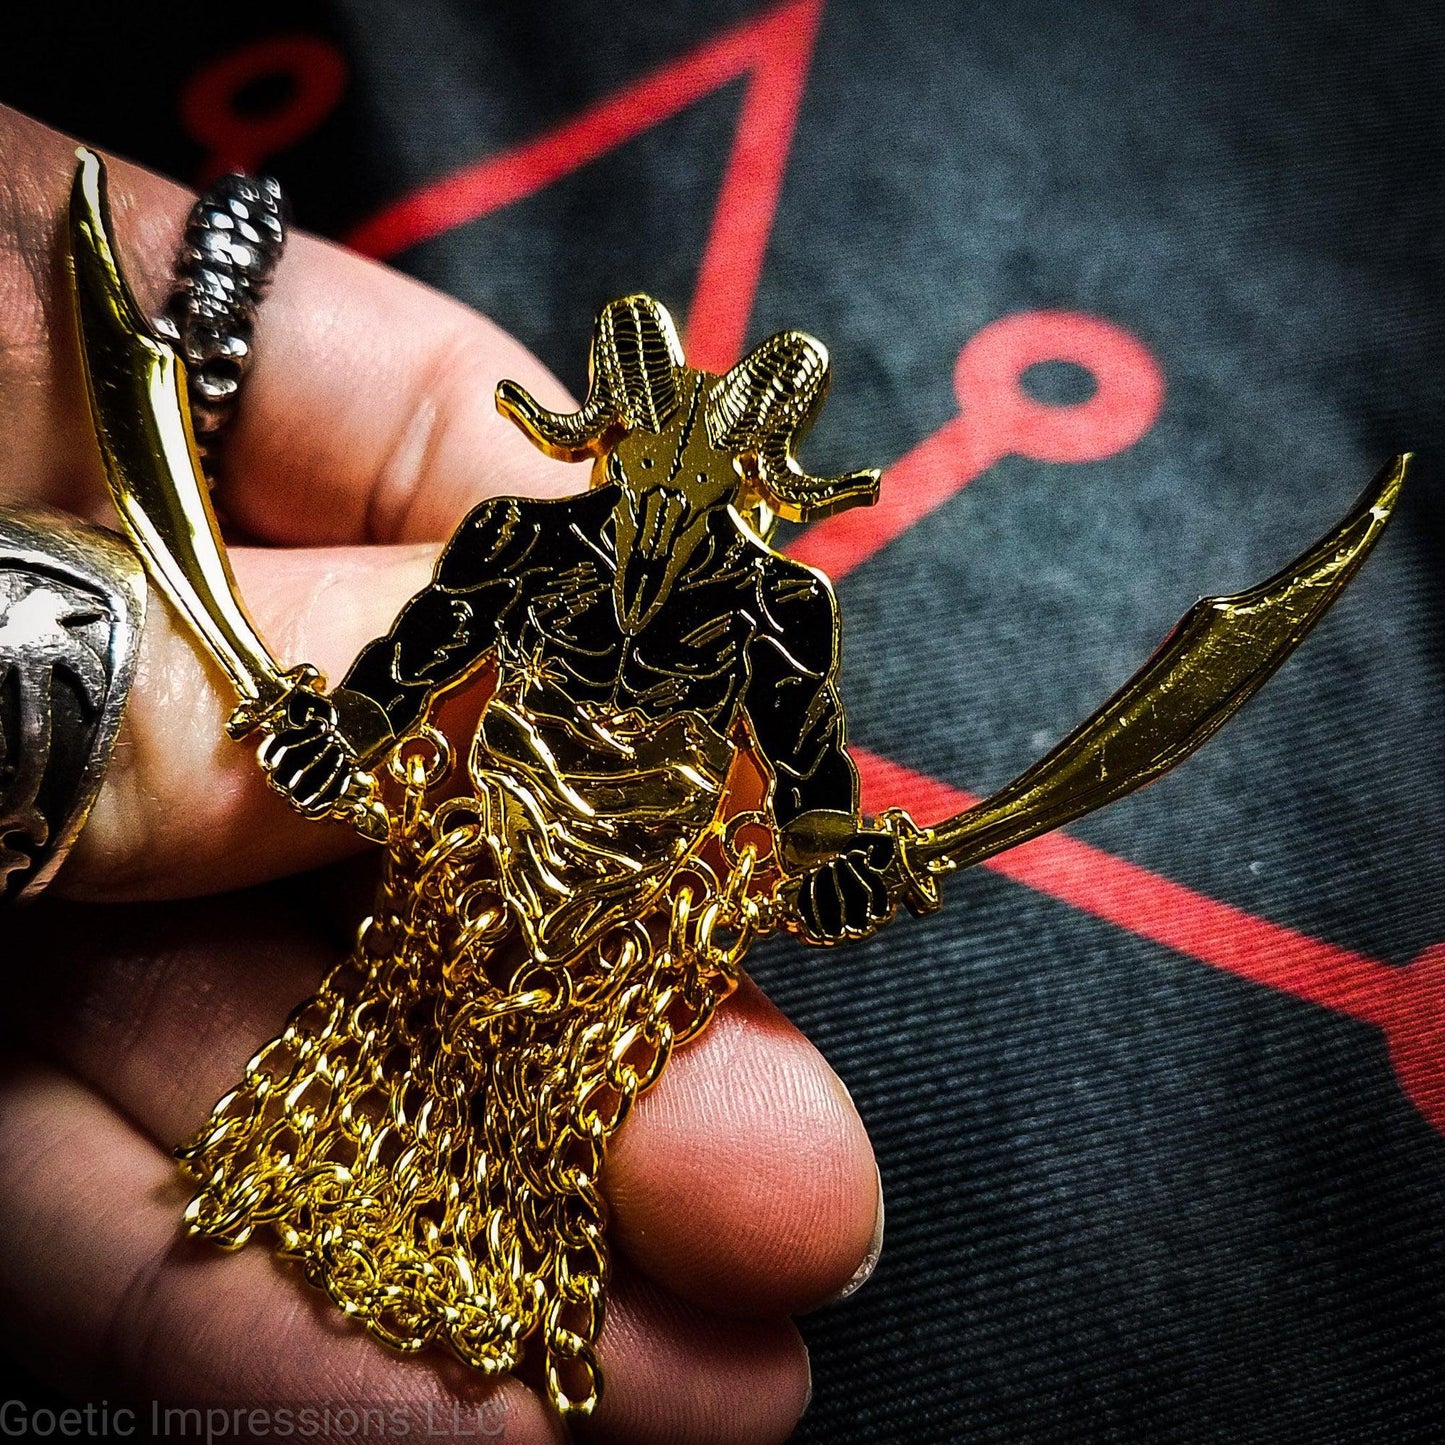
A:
835,1161,884,1302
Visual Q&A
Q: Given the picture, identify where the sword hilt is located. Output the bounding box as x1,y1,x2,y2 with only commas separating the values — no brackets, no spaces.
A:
224,664,323,741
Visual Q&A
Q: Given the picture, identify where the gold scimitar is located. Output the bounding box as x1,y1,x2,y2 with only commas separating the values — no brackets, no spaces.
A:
895,453,1408,892
70,148,385,837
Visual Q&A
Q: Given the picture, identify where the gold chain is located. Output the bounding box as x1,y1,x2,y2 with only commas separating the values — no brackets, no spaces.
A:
178,727,761,1416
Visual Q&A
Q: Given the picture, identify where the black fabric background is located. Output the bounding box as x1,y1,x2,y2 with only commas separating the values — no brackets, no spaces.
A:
3,1,1444,1439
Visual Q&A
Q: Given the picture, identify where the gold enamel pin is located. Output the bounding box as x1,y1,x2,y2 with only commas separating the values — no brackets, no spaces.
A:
69,149,1408,1415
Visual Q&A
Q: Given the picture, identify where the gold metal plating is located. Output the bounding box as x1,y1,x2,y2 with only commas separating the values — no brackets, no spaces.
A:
69,149,388,840
68,147,1408,1417
70,151,284,709
910,455,1408,877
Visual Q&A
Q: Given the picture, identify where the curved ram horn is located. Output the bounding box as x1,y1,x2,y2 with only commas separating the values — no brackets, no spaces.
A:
705,331,880,522
496,294,685,462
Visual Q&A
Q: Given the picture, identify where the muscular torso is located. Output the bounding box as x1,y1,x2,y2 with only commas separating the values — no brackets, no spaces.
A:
345,485,858,829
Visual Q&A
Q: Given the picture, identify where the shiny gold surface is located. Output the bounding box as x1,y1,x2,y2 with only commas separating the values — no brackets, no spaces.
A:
69,149,287,712
908,454,1409,879
71,149,391,840
68,150,1408,1416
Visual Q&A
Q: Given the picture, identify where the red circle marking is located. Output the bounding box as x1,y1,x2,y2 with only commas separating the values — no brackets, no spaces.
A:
181,35,347,178
953,310,1165,464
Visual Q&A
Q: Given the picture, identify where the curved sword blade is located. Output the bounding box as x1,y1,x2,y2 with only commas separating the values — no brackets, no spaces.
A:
904,454,1409,877
68,147,286,709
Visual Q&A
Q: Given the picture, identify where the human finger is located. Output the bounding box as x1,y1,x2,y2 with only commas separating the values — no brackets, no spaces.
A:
10,897,881,1318
0,1062,810,1443
606,977,884,1316
0,103,581,545
59,540,437,900
0,1060,563,1444
583,1265,810,1445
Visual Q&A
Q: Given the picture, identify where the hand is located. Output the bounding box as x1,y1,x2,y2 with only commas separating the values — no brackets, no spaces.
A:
2,897,877,1443
797,831,899,943
255,687,360,819
0,103,881,1442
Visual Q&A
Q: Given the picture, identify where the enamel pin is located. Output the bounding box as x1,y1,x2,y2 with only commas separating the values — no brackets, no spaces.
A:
69,150,1408,1416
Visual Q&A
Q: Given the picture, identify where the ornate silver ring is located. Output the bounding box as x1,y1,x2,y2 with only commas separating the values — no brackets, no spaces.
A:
156,171,286,455
0,505,146,903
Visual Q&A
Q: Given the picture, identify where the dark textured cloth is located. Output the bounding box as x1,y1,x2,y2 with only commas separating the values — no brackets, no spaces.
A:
4,1,1444,1438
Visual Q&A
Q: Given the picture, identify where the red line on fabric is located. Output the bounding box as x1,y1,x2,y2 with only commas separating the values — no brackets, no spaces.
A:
853,751,1398,1027
792,312,1167,577
854,751,1445,1129
346,0,823,374
181,35,348,182
684,0,822,369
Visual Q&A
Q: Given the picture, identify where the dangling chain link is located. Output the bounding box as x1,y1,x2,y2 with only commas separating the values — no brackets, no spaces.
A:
179,726,762,1417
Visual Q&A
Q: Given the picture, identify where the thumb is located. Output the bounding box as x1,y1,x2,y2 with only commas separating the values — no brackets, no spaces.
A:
59,541,438,901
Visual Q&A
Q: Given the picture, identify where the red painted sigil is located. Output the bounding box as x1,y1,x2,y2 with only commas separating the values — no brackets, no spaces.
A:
345,0,823,373
181,34,348,182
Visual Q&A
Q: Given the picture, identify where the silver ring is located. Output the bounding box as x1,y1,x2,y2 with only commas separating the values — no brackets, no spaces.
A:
0,505,146,903
156,172,287,454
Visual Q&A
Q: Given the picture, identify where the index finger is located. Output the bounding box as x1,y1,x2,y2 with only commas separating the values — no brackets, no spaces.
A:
2,104,582,545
